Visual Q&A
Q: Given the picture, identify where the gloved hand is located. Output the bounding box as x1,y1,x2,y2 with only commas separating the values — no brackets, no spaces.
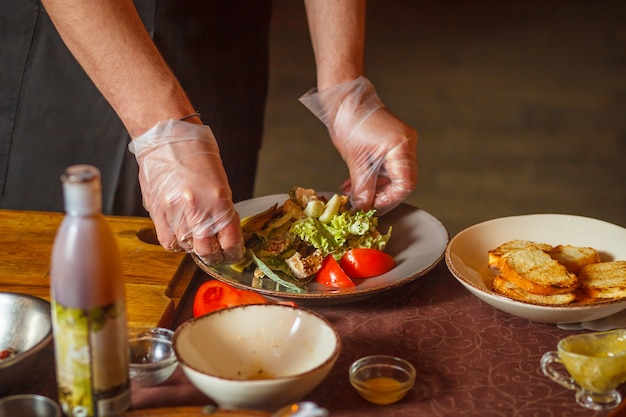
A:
129,119,243,265
299,76,418,214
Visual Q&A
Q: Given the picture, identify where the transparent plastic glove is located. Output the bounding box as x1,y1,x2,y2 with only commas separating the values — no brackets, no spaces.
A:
128,119,243,265
299,76,418,214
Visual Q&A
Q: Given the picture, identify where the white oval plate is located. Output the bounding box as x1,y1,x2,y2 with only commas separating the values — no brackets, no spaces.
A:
193,194,448,305
445,214,626,324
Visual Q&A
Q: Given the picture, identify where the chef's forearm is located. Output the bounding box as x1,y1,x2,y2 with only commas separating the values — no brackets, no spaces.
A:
303,0,366,91
41,0,197,137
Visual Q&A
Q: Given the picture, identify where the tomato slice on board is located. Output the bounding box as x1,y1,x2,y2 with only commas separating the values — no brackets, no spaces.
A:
193,280,268,317
316,255,356,288
339,248,396,279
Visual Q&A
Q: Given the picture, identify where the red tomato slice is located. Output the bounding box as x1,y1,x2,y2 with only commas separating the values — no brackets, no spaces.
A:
339,248,396,279
316,255,356,288
193,280,268,317
235,288,269,305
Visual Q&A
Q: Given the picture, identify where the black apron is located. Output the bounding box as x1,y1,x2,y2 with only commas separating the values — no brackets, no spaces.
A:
0,0,271,216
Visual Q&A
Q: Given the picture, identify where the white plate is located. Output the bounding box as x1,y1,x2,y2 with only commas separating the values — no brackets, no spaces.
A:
445,214,626,324
193,194,448,305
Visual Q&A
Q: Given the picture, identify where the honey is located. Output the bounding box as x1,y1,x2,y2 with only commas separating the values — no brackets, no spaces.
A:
357,376,408,405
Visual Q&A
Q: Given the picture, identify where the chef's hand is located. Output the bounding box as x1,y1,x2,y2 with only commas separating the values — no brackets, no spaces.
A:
300,77,418,214
129,119,243,265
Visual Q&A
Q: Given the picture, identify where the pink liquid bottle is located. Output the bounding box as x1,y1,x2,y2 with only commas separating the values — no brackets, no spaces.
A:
50,165,131,417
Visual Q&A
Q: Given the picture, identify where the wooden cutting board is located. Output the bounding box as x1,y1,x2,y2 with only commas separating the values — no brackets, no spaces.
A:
0,210,192,333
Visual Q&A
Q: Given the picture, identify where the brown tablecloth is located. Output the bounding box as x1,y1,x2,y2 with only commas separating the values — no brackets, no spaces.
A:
8,262,616,417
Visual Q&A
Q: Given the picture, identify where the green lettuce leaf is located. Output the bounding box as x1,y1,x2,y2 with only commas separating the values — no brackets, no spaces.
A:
290,209,391,259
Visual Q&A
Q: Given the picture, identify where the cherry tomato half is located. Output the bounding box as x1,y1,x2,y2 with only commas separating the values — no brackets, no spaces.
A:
339,248,396,279
193,280,268,317
316,255,356,288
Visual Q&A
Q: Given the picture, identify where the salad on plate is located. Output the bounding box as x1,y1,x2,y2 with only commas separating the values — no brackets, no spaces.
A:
233,187,395,293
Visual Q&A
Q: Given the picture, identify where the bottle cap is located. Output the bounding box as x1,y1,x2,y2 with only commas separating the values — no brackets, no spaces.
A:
61,165,102,215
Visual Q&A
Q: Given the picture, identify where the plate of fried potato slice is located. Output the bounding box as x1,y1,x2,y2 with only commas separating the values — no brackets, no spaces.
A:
193,193,448,305
445,214,626,324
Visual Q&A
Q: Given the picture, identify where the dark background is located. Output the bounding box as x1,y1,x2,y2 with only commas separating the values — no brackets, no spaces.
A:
256,0,626,236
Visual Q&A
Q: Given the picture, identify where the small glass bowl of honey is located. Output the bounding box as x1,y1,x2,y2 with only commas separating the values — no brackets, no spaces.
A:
349,355,416,405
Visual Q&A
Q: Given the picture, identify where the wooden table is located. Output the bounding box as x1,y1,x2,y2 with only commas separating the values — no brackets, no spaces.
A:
1,209,623,416
0,209,266,416
0,209,189,333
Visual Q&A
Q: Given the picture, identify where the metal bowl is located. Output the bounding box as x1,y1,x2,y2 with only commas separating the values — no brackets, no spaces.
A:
0,394,61,417
0,292,53,393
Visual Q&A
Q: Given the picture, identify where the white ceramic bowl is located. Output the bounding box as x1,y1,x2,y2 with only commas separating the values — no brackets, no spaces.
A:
445,214,626,324
173,304,341,411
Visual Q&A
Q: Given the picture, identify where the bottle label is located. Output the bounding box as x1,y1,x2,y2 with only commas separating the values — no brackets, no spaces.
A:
52,299,131,417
